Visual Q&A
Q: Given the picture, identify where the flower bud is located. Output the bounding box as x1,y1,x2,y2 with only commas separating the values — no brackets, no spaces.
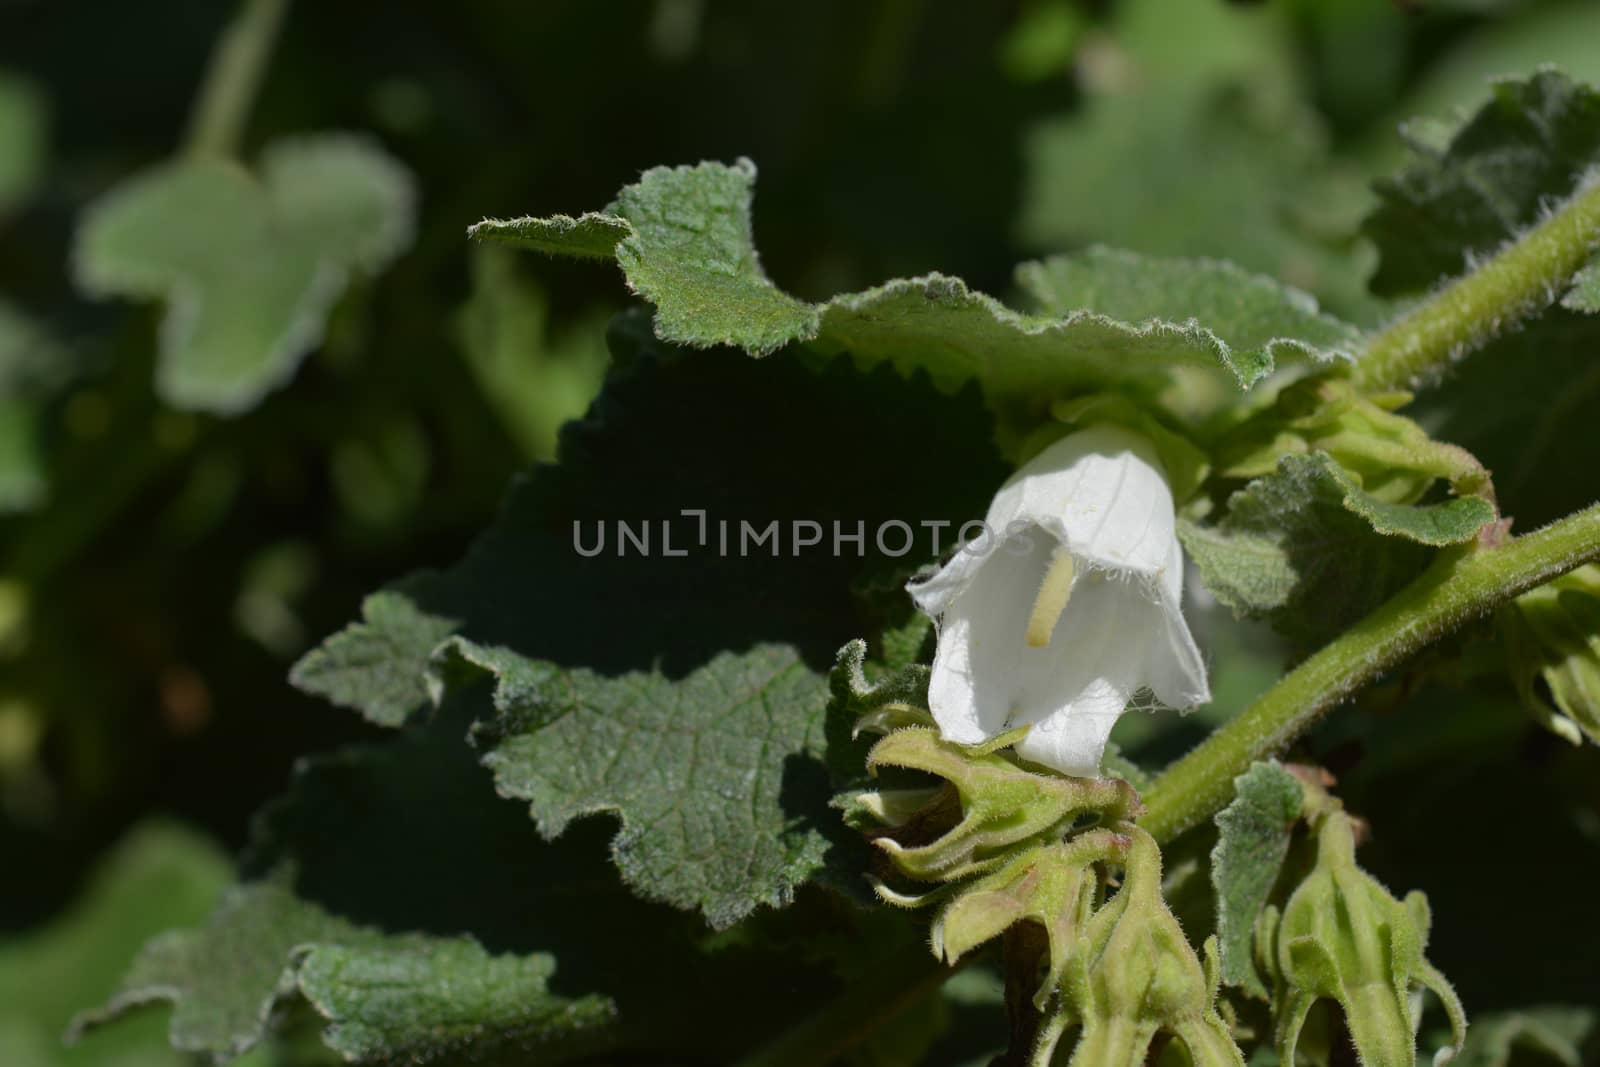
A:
864,727,1140,882
1500,563,1600,746
1265,810,1466,1067
1051,827,1244,1067
1215,376,1488,504
932,829,1130,1006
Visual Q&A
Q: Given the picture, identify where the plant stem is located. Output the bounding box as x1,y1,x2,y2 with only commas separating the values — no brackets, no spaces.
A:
1140,503,1600,842
184,0,289,157
1350,175,1600,393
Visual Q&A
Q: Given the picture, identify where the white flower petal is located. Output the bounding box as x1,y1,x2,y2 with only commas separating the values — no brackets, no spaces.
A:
907,424,1210,776
925,533,1054,743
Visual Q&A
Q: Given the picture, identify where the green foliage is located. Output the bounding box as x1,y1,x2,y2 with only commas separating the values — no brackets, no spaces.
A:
454,247,611,460
1016,0,1378,322
12,4,1600,1066
449,639,838,927
0,302,61,513
0,822,233,1067
1180,453,1494,641
74,135,415,413
1447,1006,1596,1067
1210,761,1302,999
1365,70,1600,297
76,881,612,1065
0,71,43,214
292,334,1005,927
473,163,1360,403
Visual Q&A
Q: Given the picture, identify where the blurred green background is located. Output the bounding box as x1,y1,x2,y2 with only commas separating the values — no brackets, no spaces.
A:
4,1,1600,1063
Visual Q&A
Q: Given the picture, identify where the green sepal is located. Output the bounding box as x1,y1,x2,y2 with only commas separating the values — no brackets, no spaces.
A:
931,830,1130,1007
1500,563,1600,745
1213,375,1491,504
1266,809,1467,1067
864,727,1140,882
1063,827,1245,1067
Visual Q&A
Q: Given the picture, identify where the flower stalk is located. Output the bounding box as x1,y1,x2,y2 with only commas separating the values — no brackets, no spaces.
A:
1141,502,1600,841
1350,173,1600,394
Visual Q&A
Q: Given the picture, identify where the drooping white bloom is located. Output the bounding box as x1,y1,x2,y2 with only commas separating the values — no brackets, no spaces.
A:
908,424,1209,777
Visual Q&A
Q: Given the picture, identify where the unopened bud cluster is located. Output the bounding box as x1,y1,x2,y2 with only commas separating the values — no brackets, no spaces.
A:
848,713,1244,1066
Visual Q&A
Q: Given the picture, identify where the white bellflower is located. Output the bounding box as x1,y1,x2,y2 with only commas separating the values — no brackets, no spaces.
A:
909,424,1209,776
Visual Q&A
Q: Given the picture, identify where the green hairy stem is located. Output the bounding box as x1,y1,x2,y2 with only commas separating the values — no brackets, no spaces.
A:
1351,175,1600,393
185,0,289,157
1141,503,1600,841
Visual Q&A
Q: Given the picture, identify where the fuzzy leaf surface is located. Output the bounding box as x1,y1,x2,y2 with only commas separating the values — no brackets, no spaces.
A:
74,135,415,413
447,639,835,928
1180,453,1494,642
1210,761,1303,998
294,333,1004,921
1365,70,1600,296
470,161,1359,399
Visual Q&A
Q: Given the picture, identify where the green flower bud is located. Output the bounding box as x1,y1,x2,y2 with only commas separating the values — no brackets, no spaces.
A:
1500,562,1600,746
864,726,1140,882
1215,376,1488,505
1049,827,1244,1067
932,829,1130,1006
1266,810,1466,1067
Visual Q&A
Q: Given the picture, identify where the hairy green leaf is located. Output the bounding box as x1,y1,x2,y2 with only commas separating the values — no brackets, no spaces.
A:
74,881,614,1065
1210,761,1303,998
470,162,1359,400
446,639,836,928
1180,453,1494,642
290,579,459,728
295,336,1004,918
1366,70,1600,297
79,697,843,1063
0,822,232,1067
74,135,415,413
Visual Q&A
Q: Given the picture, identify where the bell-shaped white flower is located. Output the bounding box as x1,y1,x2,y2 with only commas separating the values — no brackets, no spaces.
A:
908,424,1209,776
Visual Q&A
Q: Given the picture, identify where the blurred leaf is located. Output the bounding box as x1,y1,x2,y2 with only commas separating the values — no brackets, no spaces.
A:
1442,1005,1596,1067
0,302,63,514
74,135,415,413
0,72,45,214
1365,70,1600,297
454,246,611,460
1179,453,1493,642
1016,0,1378,321
472,162,1360,402
0,821,231,1067
1211,761,1302,998
1394,3,1600,145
